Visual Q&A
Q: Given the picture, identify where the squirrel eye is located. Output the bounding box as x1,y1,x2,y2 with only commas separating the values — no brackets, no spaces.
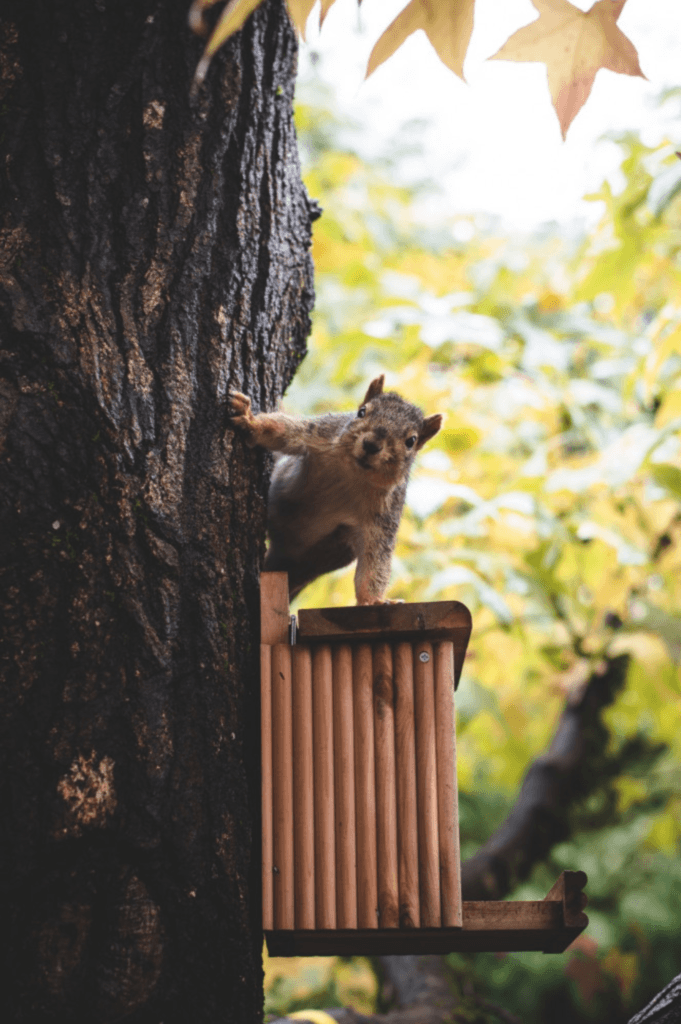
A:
405,435,417,449
357,406,366,419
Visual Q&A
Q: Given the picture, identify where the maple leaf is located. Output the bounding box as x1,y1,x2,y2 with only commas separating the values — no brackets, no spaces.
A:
287,0,317,39
319,0,339,29
189,0,263,87
490,0,645,138
367,0,475,82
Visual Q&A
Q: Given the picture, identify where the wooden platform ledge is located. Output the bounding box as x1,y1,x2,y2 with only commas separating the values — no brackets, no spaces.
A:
265,870,588,956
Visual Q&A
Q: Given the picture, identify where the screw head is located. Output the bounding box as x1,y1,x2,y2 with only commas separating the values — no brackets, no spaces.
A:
419,651,430,663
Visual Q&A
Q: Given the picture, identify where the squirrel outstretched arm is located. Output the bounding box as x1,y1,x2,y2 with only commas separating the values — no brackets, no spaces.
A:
229,376,442,605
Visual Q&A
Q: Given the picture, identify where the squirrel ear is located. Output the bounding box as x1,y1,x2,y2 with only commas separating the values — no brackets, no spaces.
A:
417,413,443,449
362,375,385,404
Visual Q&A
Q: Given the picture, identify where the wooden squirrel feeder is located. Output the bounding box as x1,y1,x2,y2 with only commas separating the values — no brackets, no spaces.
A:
260,573,588,956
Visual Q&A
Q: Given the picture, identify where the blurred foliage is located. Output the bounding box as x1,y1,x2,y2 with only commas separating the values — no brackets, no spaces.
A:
264,98,681,1024
264,948,378,1017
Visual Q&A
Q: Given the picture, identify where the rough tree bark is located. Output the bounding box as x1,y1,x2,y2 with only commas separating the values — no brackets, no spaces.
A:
0,1,314,1020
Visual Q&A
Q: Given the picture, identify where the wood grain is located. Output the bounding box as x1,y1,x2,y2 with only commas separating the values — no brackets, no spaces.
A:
271,643,294,929
312,644,336,929
394,642,420,929
333,643,357,929
414,641,441,927
292,645,315,929
353,643,378,928
434,641,462,927
373,642,399,928
260,643,273,931
260,572,290,645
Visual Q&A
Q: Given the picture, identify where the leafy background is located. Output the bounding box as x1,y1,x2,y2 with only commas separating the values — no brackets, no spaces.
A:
263,77,681,1023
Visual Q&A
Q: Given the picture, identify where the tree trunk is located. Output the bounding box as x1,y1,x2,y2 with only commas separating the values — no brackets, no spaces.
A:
0,1,314,1020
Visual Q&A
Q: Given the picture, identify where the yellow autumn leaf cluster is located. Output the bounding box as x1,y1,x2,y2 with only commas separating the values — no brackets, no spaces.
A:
188,0,645,137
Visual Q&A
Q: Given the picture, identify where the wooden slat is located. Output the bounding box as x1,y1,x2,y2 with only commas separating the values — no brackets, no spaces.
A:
260,572,290,645
292,645,315,929
434,641,462,928
271,644,294,929
373,642,399,928
298,602,471,687
312,644,336,929
353,643,378,929
333,643,357,929
266,887,589,955
414,641,441,927
261,643,273,931
543,870,589,950
394,642,420,929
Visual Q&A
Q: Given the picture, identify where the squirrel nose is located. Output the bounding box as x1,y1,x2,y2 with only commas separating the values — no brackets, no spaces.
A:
362,438,381,456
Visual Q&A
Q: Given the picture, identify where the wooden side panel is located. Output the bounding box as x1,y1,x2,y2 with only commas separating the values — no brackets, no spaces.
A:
272,644,294,929
434,641,462,927
373,642,399,928
394,642,420,929
414,641,441,927
261,643,273,931
260,572,290,645
312,644,336,929
292,645,315,929
333,643,357,929
353,643,378,928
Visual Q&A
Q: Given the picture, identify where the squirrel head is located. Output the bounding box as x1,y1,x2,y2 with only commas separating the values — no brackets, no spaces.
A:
342,375,443,489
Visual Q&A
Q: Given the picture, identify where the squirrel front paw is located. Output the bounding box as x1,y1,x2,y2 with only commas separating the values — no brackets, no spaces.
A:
229,390,259,440
229,389,253,424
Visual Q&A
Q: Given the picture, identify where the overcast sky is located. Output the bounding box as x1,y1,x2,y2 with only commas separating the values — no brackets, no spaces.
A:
296,0,681,230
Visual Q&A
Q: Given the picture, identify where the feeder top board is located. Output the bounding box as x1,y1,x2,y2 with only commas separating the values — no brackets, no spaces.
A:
261,571,472,691
298,602,471,689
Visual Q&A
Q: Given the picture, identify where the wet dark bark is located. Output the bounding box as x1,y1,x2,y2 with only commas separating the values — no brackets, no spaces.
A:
0,1,314,1021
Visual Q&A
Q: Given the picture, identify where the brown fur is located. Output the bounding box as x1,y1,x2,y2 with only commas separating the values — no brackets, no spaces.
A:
229,376,442,604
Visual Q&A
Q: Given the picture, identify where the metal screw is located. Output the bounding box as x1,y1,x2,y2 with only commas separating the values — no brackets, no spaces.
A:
419,651,430,663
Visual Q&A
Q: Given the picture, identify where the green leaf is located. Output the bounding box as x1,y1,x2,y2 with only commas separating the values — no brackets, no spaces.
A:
650,463,681,499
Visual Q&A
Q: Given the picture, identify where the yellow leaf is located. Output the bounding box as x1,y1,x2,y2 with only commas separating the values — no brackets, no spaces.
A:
319,0,339,28
655,387,681,428
286,0,317,39
644,323,681,398
645,803,681,853
288,1013,339,1024
490,0,645,138
602,947,639,999
192,0,265,88
367,0,475,81
439,425,480,452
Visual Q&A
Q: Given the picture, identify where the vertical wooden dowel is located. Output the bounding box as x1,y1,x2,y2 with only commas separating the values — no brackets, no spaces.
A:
312,644,336,929
292,645,315,929
373,642,399,928
353,643,378,928
333,644,357,929
434,641,462,928
271,643,294,929
394,642,420,929
414,640,441,927
261,643,273,931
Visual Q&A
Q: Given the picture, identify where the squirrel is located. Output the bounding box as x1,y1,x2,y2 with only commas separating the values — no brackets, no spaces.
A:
229,375,442,605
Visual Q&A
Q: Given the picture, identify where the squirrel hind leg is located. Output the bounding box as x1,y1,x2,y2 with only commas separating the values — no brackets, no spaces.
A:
264,526,357,600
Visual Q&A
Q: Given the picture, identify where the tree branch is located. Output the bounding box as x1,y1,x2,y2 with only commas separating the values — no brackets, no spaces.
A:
460,654,629,899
